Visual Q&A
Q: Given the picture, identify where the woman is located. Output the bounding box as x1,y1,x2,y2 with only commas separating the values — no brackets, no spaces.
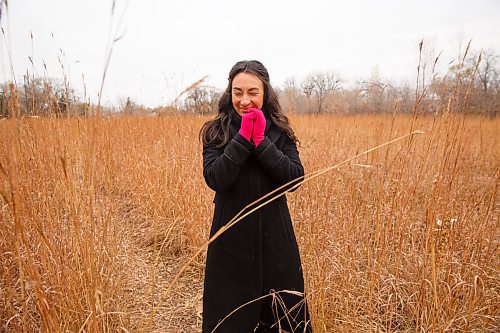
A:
200,60,312,332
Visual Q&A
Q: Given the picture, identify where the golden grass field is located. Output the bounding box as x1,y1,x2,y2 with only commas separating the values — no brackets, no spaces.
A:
0,113,498,332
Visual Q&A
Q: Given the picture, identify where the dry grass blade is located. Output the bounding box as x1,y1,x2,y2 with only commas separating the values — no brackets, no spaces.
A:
170,76,209,106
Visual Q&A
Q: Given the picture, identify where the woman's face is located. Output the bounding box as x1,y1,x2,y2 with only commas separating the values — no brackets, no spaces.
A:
231,72,264,115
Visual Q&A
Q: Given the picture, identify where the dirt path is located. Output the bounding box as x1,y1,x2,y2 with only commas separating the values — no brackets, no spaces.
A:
124,244,204,332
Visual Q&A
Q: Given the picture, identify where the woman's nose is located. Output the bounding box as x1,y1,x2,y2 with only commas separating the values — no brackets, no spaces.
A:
240,96,250,105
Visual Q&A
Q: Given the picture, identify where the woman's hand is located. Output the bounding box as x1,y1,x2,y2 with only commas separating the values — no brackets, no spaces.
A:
238,110,256,142
250,108,266,147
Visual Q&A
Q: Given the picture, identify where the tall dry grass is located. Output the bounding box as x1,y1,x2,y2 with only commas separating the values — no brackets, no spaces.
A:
0,110,498,332
294,113,498,332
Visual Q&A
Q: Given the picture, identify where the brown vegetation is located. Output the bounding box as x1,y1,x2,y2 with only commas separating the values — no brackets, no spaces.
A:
0,32,498,332
0,110,498,332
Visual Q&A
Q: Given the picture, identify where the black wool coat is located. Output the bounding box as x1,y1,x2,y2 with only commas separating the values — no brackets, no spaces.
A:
202,115,312,332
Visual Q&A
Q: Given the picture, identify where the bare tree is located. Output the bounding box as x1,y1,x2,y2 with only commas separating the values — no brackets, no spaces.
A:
433,48,500,115
0,84,11,117
281,77,301,113
469,49,499,94
358,67,392,113
184,85,221,115
12,77,80,116
302,72,341,113
301,78,314,113
117,96,138,115
470,49,500,115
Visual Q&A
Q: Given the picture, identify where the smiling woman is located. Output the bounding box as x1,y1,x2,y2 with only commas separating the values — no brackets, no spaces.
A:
199,60,312,332
231,72,265,115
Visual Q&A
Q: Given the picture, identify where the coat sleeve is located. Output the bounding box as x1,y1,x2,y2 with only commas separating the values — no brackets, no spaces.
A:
252,135,304,190
203,133,254,192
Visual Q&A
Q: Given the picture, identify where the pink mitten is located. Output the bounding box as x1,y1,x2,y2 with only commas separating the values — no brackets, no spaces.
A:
239,111,256,142
251,108,266,147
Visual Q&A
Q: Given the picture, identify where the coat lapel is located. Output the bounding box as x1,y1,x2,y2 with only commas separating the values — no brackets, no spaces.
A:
266,123,281,144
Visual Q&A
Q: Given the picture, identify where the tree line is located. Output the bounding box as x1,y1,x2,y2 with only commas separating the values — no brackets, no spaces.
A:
2,49,499,117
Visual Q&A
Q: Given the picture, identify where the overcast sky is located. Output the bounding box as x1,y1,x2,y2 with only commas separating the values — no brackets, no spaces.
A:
2,0,499,107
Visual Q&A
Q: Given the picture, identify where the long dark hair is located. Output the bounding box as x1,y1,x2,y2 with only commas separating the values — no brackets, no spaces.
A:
199,60,298,147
